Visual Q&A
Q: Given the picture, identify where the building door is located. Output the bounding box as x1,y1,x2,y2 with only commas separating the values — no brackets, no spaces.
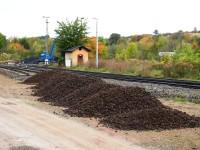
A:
78,54,83,65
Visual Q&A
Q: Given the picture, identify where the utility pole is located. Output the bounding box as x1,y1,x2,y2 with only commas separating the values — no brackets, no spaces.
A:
93,18,99,68
80,17,84,26
43,16,50,65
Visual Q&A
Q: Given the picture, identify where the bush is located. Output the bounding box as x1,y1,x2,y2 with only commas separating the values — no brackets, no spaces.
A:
0,53,11,61
162,61,195,78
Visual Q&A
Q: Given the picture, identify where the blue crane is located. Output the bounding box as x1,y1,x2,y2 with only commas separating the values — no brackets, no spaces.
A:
39,43,56,62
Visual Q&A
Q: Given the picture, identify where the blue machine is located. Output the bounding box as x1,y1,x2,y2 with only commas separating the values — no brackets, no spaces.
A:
39,43,56,62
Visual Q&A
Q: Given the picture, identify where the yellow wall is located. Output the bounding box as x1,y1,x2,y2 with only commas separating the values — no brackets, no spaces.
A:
65,48,89,67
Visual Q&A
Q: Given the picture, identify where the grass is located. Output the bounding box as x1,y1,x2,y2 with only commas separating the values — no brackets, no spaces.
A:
172,97,200,104
72,59,156,76
70,59,200,81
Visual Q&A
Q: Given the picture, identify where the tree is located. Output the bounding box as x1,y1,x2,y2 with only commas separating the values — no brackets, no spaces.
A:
86,37,106,58
153,29,159,35
107,44,117,58
138,36,154,59
127,42,139,58
157,36,172,52
19,38,30,49
115,42,139,60
115,38,128,60
139,36,154,50
193,27,198,33
191,36,200,50
55,17,88,59
0,33,6,52
152,29,160,59
174,43,199,64
171,31,183,49
108,33,121,45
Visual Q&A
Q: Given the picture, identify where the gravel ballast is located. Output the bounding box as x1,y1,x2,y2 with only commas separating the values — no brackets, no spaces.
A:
104,79,200,101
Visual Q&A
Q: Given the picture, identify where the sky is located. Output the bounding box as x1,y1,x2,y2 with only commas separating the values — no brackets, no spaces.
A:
0,0,199,38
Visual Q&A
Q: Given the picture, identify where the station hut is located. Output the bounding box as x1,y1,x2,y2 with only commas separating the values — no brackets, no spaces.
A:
64,46,91,67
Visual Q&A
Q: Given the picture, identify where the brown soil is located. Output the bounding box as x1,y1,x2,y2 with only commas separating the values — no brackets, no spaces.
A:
24,71,200,131
101,107,200,130
34,71,99,103
65,87,164,118
58,81,116,107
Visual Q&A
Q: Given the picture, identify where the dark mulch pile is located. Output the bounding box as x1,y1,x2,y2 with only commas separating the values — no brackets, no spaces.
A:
24,70,58,85
58,81,116,107
24,71,200,131
101,107,200,130
24,70,101,104
65,87,164,118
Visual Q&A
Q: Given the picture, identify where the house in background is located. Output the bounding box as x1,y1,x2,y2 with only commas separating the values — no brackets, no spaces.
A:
65,46,91,67
158,52,175,57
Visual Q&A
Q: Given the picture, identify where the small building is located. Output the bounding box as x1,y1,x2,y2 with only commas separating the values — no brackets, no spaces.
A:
159,52,175,57
65,46,91,67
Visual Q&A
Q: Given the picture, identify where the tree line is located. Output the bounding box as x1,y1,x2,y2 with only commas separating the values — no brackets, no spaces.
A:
0,18,200,79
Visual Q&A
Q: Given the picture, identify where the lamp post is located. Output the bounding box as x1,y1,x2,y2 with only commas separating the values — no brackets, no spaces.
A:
80,17,84,26
43,16,50,65
93,18,99,68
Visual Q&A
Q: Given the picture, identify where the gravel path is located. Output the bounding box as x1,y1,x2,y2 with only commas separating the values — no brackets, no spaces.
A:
104,79,200,101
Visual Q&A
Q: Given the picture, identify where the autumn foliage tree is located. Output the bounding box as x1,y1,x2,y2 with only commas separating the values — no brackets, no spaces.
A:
86,37,106,58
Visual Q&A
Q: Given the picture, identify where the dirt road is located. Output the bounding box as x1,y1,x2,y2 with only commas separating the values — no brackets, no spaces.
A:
0,75,144,150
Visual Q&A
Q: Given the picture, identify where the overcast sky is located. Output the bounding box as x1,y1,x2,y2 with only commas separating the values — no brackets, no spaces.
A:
0,0,199,38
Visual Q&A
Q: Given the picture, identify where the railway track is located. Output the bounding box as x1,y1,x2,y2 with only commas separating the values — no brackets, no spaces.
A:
1,64,200,89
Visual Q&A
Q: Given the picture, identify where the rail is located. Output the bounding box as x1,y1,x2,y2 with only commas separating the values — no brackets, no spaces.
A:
1,64,200,89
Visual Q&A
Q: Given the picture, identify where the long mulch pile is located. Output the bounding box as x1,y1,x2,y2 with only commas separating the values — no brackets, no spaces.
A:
65,87,164,118
24,71,200,131
101,107,200,130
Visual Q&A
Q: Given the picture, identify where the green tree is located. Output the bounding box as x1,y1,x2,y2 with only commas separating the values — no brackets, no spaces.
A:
107,44,117,58
138,36,154,59
115,42,139,60
152,29,160,60
55,18,88,59
115,38,128,60
127,42,139,58
174,43,199,64
0,33,6,52
115,48,128,60
99,36,108,45
193,27,198,33
157,36,170,52
109,33,121,45
171,31,183,49
153,29,159,35
19,38,30,49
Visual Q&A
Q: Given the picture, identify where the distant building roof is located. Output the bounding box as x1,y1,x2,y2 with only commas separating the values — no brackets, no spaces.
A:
159,52,175,57
65,46,91,53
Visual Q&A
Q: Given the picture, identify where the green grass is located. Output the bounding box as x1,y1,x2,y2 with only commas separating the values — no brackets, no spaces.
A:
71,66,109,73
172,97,200,104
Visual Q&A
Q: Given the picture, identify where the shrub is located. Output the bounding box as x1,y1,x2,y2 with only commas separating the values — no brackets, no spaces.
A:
161,61,195,78
0,53,11,61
